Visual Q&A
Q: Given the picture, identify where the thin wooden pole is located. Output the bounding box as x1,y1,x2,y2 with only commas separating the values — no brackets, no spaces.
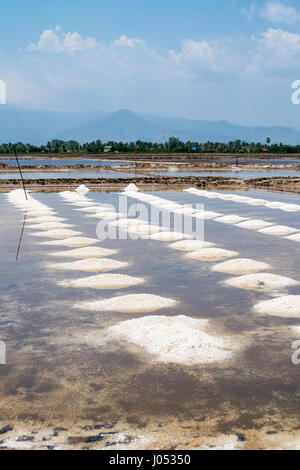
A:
14,147,28,200
16,213,27,262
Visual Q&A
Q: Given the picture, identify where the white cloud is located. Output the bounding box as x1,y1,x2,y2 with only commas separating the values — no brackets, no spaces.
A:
255,27,300,51
112,35,144,48
241,3,258,21
243,1,300,24
252,27,300,68
26,28,97,54
259,1,300,24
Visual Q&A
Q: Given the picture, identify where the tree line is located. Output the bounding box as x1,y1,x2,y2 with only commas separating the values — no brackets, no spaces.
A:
1,137,300,154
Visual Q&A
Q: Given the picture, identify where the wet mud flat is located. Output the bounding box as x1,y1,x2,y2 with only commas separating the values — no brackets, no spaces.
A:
0,176,300,195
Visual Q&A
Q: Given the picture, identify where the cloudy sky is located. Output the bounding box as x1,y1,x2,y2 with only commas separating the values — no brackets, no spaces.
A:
1,0,300,127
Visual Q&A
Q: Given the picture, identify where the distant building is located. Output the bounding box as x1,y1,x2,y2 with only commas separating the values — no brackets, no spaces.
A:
104,145,112,153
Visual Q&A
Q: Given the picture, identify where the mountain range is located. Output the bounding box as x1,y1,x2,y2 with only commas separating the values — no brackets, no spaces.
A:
1,106,300,145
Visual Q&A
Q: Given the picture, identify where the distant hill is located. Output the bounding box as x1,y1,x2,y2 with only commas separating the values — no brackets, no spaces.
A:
0,106,107,145
1,106,300,145
61,110,163,143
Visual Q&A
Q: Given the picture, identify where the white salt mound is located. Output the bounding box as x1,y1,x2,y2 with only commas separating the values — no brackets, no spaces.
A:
183,188,202,194
86,212,123,219
76,184,90,196
76,206,102,213
46,258,128,273
215,194,238,201
124,183,139,192
265,201,286,209
245,199,267,206
108,315,233,365
258,225,298,236
285,233,300,243
26,210,57,217
214,215,249,224
193,211,222,220
31,229,82,239
26,216,66,224
186,248,238,261
156,203,180,210
236,219,272,230
109,218,144,228
149,231,190,241
127,224,163,235
280,204,300,212
228,195,252,202
172,207,197,215
59,273,144,289
212,258,271,275
224,273,298,291
169,240,215,251
253,296,300,317
41,237,99,247
75,294,177,313
47,247,118,259
28,222,73,231
73,201,97,207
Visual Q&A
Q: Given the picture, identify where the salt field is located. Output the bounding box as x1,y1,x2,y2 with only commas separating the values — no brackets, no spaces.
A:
0,170,141,180
1,186,300,450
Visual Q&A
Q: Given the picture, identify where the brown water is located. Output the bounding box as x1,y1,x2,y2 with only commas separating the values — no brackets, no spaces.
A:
0,189,300,450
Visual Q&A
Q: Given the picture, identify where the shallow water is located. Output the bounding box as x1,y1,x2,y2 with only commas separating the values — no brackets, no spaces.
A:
0,159,128,167
1,168,299,181
1,188,300,449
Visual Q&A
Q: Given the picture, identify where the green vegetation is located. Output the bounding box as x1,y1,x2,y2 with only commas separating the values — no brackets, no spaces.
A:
1,137,300,154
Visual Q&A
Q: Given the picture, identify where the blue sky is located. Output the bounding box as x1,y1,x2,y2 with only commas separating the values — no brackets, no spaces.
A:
1,1,300,127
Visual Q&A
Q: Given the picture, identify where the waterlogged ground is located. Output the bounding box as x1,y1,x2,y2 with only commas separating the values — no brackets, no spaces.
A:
0,189,300,449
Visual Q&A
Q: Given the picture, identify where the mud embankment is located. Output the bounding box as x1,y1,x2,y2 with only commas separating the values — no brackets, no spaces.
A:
1,176,300,194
